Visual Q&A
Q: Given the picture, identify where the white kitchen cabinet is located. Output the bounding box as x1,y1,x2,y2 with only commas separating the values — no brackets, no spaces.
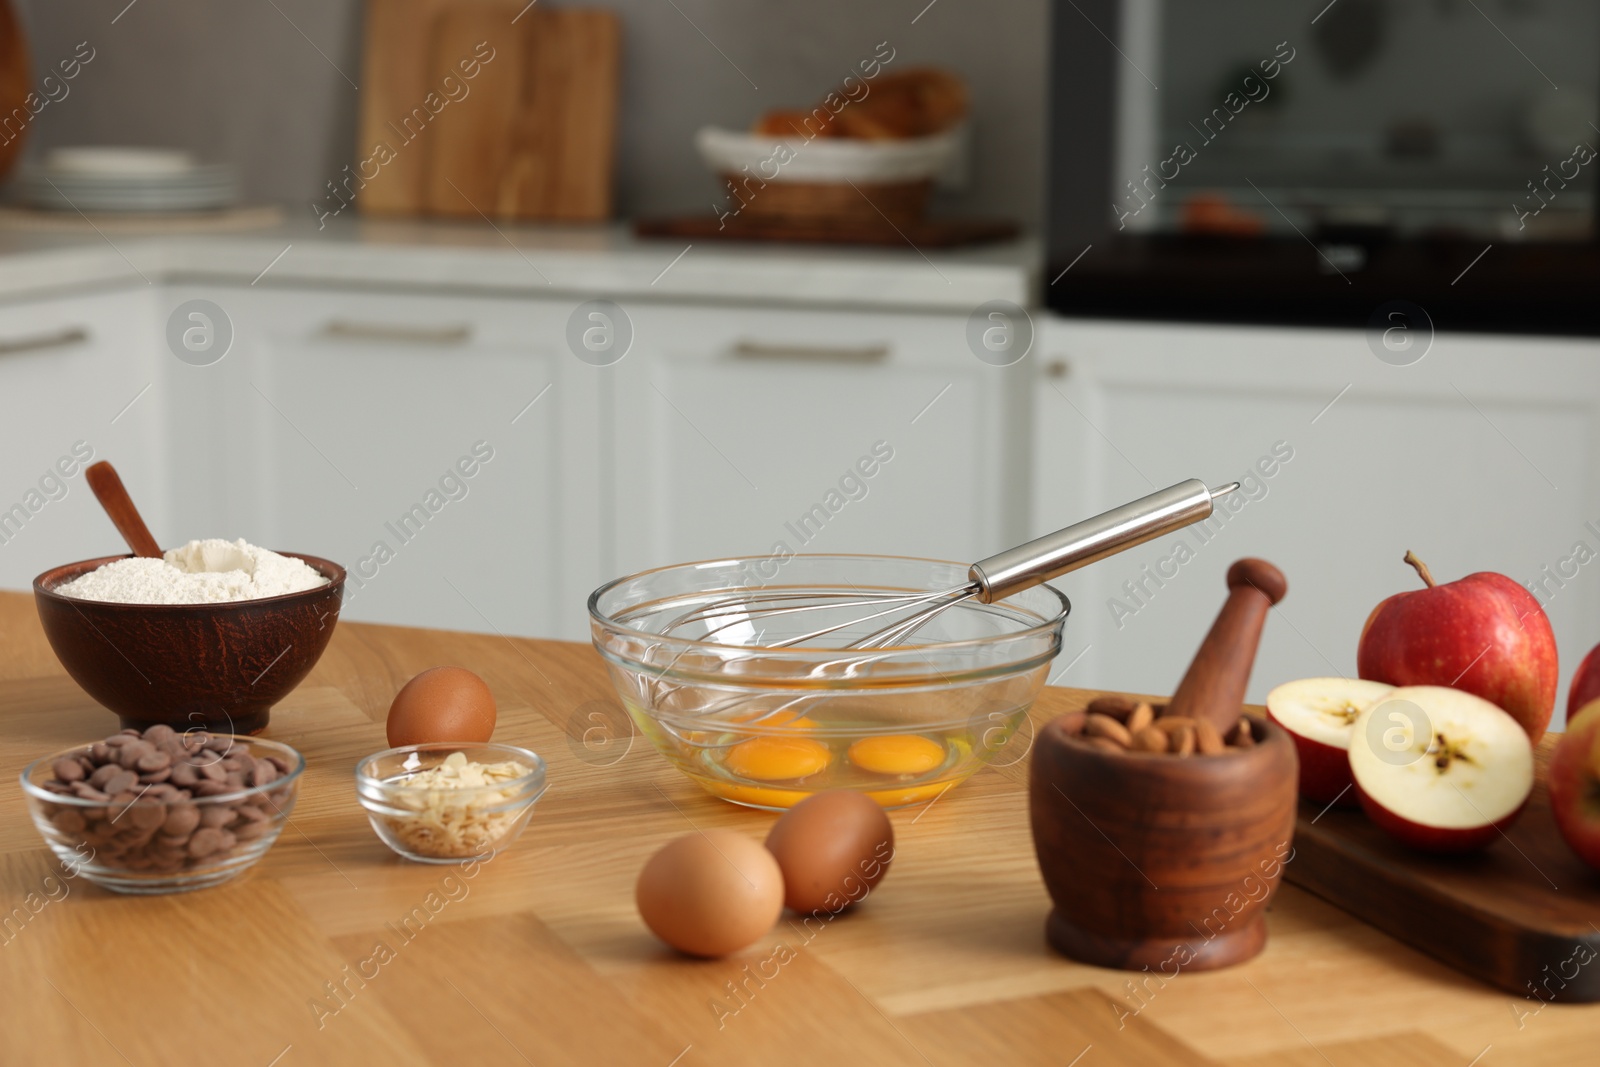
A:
1034,315,1600,727
0,289,166,592
607,302,1032,579
158,285,599,641
147,287,1036,644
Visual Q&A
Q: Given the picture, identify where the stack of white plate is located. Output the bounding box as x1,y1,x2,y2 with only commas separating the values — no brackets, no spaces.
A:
12,148,239,213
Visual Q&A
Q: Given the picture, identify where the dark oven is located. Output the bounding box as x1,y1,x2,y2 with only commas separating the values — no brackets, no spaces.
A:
1046,0,1600,333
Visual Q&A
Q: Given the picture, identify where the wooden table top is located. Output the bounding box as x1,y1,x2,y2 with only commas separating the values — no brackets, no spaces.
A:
2,590,1596,1066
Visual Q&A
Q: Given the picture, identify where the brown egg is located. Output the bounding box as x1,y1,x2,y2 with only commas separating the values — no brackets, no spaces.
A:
636,830,784,957
386,666,497,748
765,790,895,915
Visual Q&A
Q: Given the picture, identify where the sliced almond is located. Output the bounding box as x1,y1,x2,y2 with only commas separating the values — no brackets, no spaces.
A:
1085,713,1133,747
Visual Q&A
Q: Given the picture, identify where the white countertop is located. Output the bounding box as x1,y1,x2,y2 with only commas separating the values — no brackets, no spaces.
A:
0,216,1040,312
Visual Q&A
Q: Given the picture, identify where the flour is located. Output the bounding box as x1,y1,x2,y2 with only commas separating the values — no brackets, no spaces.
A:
55,538,330,604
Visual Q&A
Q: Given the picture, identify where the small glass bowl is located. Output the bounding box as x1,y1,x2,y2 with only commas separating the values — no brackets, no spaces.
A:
20,735,305,894
355,743,548,864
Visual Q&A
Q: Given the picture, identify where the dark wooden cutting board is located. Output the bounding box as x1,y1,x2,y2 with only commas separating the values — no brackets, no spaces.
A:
1286,737,1600,1003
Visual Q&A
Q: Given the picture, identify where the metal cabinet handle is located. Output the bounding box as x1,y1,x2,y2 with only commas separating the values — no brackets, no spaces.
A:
0,326,89,356
730,340,890,363
320,320,473,345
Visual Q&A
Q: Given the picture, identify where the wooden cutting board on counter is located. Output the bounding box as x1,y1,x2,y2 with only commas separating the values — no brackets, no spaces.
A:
357,0,620,220
1286,738,1600,1003
633,214,1020,248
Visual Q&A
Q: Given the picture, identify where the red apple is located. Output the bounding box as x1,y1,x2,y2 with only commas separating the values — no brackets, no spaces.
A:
1266,677,1394,807
1349,685,1533,853
1549,699,1600,870
1357,550,1557,743
1567,642,1600,720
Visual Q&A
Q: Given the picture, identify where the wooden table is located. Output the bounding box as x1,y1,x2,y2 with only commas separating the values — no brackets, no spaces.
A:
2,590,1596,1066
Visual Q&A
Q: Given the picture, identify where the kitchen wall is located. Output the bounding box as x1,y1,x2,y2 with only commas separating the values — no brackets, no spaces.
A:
14,0,1048,226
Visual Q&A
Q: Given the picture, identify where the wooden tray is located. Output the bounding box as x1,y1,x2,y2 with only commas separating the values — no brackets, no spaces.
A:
633,214,1018,248
1286,737,1600,1003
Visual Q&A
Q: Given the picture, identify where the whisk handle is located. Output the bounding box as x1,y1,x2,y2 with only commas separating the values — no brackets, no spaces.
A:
969,479,1237,603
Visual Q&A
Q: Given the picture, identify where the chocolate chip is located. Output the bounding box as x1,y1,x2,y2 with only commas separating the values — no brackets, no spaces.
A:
51,809,86,834
121,829,156,852
233,821,267,842
251,761,277,787
103,769,138,796
170,764,198,788
199,806,236,829
138,767,172,785
125,803,166,832
117,741,154,769
88,764,120,789
52,758,85,783
89,743,112,762
161,804,200,837
135,751,171,774
187,827,225,857
142,724,177,745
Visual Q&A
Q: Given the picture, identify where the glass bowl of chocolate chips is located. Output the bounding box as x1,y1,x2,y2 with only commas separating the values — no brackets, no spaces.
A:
20,725,304,894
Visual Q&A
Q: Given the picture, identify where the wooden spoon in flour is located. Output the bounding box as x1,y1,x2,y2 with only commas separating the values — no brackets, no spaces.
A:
85,461,162,558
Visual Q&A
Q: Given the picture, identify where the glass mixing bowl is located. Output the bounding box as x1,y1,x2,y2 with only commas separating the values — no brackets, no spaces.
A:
589,555,1070,810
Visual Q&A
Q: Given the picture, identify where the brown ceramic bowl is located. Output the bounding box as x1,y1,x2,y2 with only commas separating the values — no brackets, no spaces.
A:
1029,713,1298,973
33,553,345,734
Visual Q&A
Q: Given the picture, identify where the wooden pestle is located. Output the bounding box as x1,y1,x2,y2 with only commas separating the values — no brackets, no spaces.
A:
1161,558,1287,733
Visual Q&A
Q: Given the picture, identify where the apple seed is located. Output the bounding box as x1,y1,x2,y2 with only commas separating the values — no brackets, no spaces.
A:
1425,731,1476,774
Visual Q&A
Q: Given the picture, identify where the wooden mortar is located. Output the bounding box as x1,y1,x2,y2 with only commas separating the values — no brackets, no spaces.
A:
1029,558,1299,972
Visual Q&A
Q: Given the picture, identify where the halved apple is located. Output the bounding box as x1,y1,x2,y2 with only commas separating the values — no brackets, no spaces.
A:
1349,685,1533,853
1266,677,1394,806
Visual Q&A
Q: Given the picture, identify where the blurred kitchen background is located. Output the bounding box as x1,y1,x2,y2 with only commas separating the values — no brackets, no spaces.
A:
2,0,1599,723
12,0,1046,222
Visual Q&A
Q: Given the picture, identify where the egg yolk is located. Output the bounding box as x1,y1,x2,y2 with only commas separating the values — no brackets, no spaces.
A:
725,736,832,781
848,734,946,776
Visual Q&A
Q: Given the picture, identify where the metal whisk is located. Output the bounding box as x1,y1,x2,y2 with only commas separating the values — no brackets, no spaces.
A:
661,478,1239,651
